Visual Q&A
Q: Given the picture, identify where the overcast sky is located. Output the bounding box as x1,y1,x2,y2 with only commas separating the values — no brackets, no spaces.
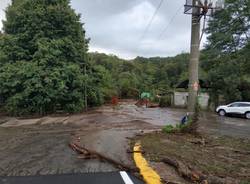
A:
0,0,207,59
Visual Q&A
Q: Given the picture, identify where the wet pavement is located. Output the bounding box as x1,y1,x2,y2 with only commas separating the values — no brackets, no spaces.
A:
0,124,117,176
0,102,161,176
0,172,144,184
199,112,250,139
0,101,249,177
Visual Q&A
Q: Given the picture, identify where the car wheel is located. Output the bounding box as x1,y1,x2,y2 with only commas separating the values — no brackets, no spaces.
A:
218,110,226,116
246,112,250,119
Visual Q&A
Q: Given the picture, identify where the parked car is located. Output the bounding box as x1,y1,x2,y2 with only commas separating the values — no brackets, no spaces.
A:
216,102,250,119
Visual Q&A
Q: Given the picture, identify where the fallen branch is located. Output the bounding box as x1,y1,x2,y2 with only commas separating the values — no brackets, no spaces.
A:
232,149,250,155
207,146,250,155
205,144,221,148
135,133,143,137
69,143,139,172
69,143,88,155
189,138,206,146
127,149,145,154
162,157,239,184
77,155,98,159
165,182,183,184
162,157,204,182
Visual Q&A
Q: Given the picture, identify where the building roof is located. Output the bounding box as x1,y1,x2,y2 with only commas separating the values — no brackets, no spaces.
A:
176,79,210,89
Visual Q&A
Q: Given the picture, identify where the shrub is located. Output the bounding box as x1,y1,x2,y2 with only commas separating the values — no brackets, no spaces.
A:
163,125,177,134
163,121,193,134
159,96,172,107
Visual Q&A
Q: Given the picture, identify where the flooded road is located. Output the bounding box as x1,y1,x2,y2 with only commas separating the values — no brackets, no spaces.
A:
0,102,162,176
0,101,249,176
199,112,250,139
0,124,112,176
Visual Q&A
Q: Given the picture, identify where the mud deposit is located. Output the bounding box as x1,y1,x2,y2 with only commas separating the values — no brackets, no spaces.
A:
0,102,161,176
139,133,250,184
1,101,250,179
0,124,118,176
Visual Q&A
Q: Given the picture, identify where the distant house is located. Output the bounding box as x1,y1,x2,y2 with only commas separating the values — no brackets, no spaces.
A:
174,79,210,109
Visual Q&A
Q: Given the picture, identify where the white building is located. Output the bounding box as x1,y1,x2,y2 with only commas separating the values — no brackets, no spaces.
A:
174,91,209,109
174,79,210,109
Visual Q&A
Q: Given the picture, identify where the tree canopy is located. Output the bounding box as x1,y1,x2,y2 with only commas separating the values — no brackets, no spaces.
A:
0,0,249,115
0,0,91,115
202,0,250,106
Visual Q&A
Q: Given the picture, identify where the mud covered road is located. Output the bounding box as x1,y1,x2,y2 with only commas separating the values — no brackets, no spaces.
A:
0,124,91,176
0,101,249,176
0,101,162,176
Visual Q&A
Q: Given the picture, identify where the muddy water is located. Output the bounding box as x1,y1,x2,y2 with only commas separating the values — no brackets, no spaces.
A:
95,103,186,126
1,102,249,177
0,103,162,176
0,125,118,176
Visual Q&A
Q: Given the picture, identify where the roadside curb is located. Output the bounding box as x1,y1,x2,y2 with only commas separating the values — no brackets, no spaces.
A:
133,142,162,184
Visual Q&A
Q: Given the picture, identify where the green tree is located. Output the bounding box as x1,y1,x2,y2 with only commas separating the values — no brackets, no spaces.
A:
204,0,250,106
206,0,250,52
117,72,139,98
0,0,90,115
207,56,242,105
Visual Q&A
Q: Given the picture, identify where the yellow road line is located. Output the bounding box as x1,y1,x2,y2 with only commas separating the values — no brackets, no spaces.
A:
133,142,162,184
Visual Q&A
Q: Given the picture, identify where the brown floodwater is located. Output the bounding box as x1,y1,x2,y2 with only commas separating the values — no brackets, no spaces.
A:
0,101,249,176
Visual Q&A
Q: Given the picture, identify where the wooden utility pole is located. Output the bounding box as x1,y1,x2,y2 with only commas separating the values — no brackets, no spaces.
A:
184,0,224,112
184,0,224,113
84,63,88,111
188,0,200,112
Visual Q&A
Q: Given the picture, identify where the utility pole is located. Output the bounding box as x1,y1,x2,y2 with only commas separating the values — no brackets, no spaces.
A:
83,36,88,112
188,0,200,113
84,63,88,111
80,62,88,111
184,0,224,112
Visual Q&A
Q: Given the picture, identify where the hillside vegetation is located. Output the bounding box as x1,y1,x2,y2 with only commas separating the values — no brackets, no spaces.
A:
0,0,249,115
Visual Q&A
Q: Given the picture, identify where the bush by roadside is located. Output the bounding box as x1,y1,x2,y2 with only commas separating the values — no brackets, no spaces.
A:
159,96,172,107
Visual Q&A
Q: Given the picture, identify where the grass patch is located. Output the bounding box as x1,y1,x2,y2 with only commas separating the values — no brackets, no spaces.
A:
162,121,193,134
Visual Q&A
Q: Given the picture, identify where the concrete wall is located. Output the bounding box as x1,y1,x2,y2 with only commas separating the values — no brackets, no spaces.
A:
174,91,209,109
174,92,188,107
198,93,210,109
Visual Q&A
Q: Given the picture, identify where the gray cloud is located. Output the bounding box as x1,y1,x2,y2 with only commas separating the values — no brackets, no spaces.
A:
0,0,207,59
0,0,11,30
72,0,196,59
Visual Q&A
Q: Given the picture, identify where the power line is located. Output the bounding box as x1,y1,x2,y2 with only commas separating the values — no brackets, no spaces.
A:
157,5,183,40
140,0,164,40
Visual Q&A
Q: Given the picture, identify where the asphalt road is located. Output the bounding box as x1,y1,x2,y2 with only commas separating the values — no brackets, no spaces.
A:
0,172,144,184
199,112,250,139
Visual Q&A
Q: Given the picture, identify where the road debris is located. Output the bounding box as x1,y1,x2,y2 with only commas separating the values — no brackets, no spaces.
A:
69,142,138,172
127,149,145,154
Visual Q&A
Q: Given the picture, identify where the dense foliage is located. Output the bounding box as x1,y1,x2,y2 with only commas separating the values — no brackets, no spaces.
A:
89,52,190,99
0,0,104,115
0,0,249,115
202,0,250,106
